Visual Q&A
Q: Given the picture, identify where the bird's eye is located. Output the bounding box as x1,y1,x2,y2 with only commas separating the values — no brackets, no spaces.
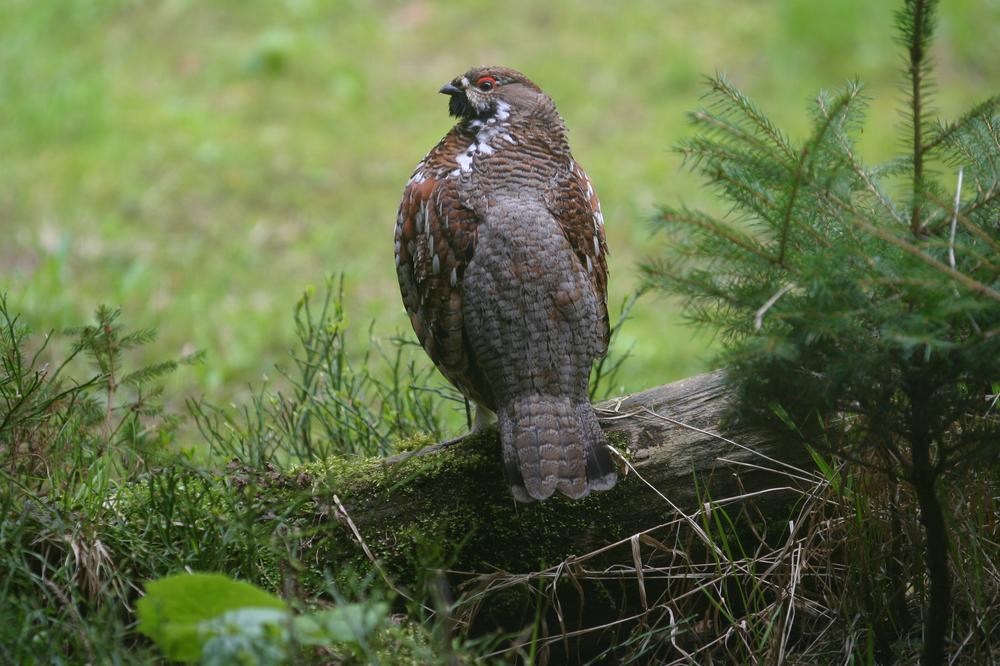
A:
476,76,497,91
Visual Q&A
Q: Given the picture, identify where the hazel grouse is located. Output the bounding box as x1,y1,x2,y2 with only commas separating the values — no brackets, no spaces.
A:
394,66,616,502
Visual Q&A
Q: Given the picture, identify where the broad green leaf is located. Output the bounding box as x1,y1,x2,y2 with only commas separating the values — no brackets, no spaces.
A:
136,573,287,662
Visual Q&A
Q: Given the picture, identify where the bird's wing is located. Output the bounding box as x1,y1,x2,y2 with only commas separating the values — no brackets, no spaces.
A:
395,160,493,407
552,161,611,356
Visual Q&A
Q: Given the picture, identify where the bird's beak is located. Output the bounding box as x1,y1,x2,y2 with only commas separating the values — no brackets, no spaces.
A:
439,82,463,95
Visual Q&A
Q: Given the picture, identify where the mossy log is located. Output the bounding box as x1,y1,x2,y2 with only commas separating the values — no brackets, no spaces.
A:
111,369,817,644
301,369,815,593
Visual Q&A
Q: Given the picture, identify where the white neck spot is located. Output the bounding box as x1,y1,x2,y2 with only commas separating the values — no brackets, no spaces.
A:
456,101,514,175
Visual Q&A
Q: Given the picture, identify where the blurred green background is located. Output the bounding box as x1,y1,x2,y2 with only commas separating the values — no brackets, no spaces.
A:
2,0,997,406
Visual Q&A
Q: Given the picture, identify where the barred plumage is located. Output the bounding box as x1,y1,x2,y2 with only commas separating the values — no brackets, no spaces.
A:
394,66,615,502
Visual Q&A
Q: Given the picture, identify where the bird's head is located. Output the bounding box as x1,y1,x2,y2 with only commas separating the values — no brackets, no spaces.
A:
439,66,547,122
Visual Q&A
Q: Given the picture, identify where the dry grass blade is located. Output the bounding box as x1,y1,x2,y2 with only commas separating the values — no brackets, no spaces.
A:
331,492,433,614
631,534,648,610
447,424,859,662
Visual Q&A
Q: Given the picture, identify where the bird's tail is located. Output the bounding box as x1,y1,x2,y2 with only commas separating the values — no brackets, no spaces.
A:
498,395,617,503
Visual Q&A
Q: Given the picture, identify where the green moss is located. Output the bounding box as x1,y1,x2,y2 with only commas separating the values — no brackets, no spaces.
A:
291,429,634,593
390,432,438,454
106,431,638,607
607,430,631,455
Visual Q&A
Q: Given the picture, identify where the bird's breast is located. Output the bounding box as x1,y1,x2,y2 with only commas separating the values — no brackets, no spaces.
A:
449,117,519,179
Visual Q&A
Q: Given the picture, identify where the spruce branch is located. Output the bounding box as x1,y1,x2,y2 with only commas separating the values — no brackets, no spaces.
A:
924,188,1000,255
899,0,937,235
688,104,791,171
706,163,782,221
656,207,778,265
829,193,1000,303
777,148,808,267
817,88,907,227
706,74,796,162
849,209,1000,302
925,93,1000,154
959,184,999,218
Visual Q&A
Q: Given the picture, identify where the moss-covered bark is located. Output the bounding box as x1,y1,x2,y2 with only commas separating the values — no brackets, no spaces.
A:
295,429,635,587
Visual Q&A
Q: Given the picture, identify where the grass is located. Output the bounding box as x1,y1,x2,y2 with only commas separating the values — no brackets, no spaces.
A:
4,292,996,663
2,283,997,663
2,0,996,408
0,290,456,662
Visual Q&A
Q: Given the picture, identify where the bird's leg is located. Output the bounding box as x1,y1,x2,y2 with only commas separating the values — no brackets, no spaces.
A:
440,402,497,449
472,402,497,432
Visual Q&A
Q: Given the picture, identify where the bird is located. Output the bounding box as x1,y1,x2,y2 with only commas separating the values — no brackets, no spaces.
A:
394,66,616,502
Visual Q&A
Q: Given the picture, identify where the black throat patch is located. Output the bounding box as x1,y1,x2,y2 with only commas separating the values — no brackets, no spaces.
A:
448,93,473,119
448,94,498,122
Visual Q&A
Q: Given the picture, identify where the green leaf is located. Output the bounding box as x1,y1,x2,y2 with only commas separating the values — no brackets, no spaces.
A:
768,402,800,434
200,608,291,666
293,601,388,647
136,572,288,662
804,444,841,494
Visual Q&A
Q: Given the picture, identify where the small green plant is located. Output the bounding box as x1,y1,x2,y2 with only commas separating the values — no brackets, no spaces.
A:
0,295,200,662
1,294,100,476
70,304,203,463
645,0,999,662
190,276,454,467
589,288,646,402
137,572,389,665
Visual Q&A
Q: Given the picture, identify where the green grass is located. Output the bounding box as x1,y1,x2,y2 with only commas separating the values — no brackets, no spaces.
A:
2,0,997,409
2,283,997,663
0,291,463,663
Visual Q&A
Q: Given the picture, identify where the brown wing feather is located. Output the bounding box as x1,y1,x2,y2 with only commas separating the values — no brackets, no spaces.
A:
395,150,493,407
553,160,610,356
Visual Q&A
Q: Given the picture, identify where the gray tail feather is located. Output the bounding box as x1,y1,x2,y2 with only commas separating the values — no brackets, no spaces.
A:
498,395,617,503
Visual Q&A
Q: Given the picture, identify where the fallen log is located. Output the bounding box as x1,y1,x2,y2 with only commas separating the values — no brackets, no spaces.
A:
303,369,816,590
121,368,819,657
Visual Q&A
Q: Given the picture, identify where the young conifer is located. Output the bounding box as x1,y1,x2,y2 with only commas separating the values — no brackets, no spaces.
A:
645,1,999,662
